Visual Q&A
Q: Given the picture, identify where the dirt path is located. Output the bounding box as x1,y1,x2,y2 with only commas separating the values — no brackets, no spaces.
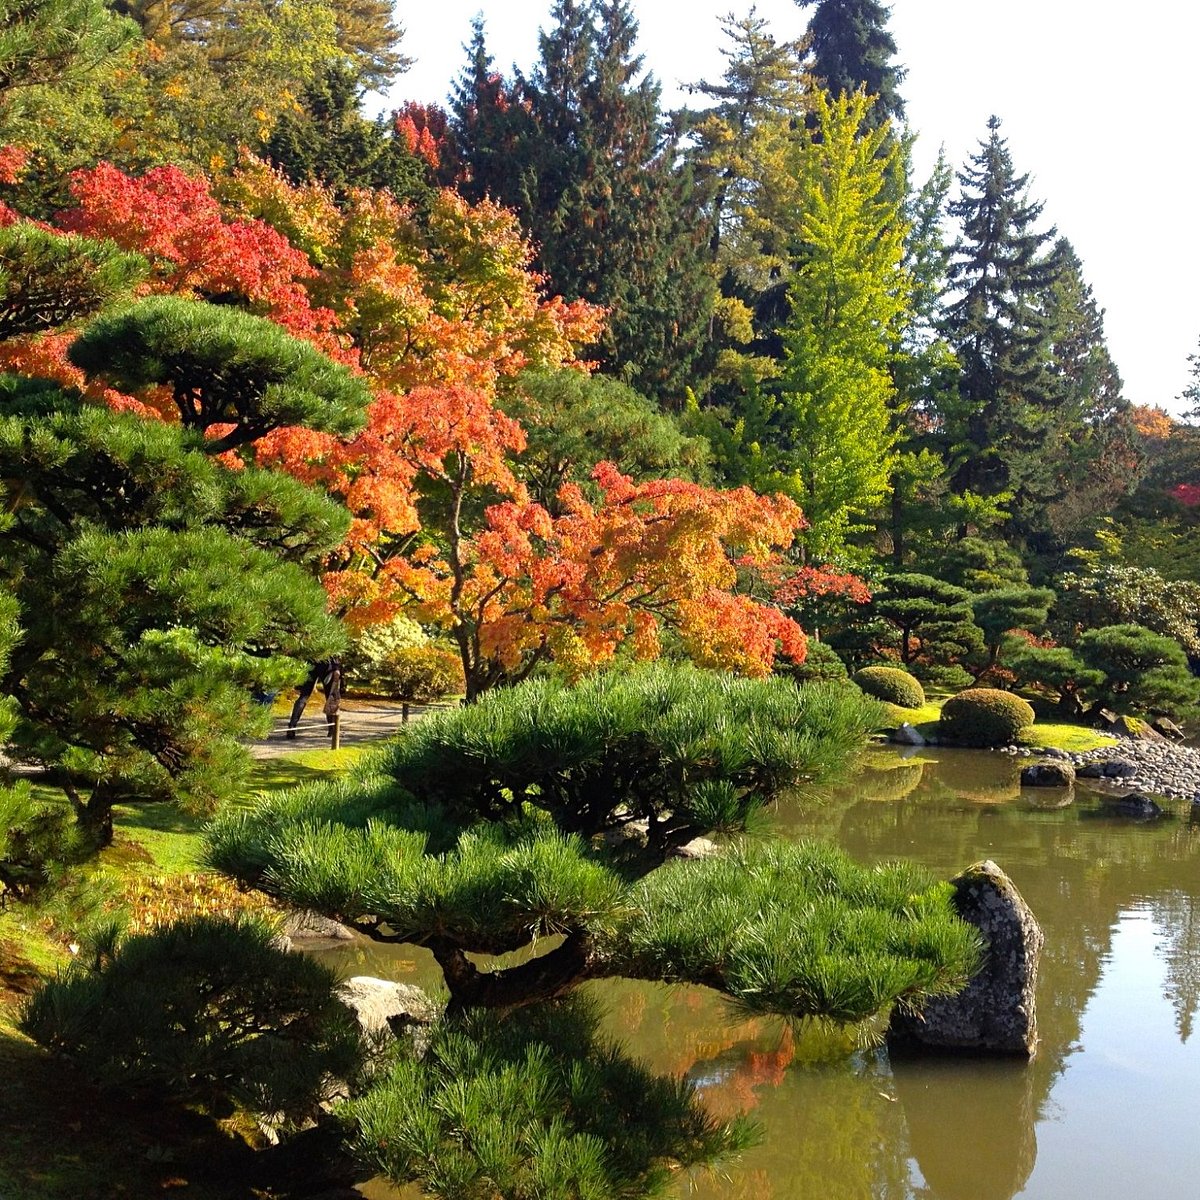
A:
246,697,450,759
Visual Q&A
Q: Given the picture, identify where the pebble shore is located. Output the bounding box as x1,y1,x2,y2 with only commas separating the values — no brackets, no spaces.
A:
998,737,1200,802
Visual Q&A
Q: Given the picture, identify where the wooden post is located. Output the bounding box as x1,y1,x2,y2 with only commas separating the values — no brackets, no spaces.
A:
402,702,410,724
331,712,341,750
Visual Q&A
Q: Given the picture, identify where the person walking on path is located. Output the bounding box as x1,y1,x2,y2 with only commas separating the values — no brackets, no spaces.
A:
286,658,342,739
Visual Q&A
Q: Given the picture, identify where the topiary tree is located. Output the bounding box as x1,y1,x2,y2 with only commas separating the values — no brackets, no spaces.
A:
0,221,147,337
1077,624,1200,718
970,586,1055,679
0,378,350,847
210,664,977,1013
778,638,849,685
938,688,1035,748
207,663,982,1191
21,915,362,1125
868,573,982,668
1004,641,1103,717
852,665,924,708
68,295,371,452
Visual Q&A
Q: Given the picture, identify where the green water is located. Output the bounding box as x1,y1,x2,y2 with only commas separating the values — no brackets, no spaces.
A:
330,747,1200,1200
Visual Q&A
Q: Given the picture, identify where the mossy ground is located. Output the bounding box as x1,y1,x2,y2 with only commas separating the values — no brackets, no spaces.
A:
880,698,1118,753
0,745,370,1200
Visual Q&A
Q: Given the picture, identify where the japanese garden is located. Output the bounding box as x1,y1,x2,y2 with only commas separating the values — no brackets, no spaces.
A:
1,2,1198,1199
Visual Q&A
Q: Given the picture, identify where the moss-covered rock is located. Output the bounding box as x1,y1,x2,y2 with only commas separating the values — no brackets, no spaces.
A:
853,666,925,708
939,689,1035,748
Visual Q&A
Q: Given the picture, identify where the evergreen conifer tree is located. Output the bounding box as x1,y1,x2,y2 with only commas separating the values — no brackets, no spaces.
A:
265,61,430,200
448,1,712,404
940,117,1062,529
796,0,906,129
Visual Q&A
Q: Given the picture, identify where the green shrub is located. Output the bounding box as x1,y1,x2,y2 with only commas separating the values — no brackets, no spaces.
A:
939,688,1035,747
852,665,925,708
778,640,849,685
376,644,465,702
20,915,362,1124
343,616,427,687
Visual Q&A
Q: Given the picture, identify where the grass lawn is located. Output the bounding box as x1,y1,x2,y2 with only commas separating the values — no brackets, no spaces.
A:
1019,723,1118,754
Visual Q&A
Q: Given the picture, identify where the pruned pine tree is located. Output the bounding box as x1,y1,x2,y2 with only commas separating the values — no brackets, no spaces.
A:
209,664,980,1191
0,378,350,847
0,221,147,337
69,295,371,452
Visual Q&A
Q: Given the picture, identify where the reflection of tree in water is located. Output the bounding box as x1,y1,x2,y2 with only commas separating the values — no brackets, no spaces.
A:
1153,890,1200,1042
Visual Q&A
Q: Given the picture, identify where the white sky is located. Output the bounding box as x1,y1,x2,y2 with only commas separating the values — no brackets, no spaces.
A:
386,1,1200,413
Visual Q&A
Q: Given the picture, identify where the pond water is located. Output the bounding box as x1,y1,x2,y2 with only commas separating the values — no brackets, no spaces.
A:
325,748,1200,1200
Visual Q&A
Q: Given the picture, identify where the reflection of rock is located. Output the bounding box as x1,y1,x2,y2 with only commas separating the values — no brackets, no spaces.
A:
891,1056,1038,1200
1021,760,1075,788
888,860,1043,1057
1023,789,1075,811
934,753,1023,804
338,977,438,1038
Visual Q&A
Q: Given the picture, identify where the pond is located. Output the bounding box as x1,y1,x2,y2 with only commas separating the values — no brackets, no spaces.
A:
323,747,1200,1200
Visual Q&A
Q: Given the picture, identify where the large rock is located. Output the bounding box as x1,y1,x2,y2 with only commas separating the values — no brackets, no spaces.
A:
282,909,357,942
1103,792,1164,820
890,722,926,747
338,977,438,1039
1020,760,1075,788
1115,715,1166,741
1077,758,1137,780
1152,716,1186,741
888,860,1043,1058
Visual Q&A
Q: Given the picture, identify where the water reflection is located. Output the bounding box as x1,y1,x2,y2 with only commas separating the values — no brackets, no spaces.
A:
323,748,1200,1200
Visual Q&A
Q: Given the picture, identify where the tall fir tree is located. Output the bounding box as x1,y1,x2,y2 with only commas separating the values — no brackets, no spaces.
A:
1037,237,1141,542
448,2,713,405
939,116,1062,532
796,0,906,130
683,11,810,388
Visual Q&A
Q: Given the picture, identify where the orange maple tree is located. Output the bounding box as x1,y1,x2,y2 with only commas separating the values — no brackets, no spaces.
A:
2,155,818,695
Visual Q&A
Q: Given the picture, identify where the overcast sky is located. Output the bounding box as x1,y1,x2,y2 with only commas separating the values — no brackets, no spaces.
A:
385,1,1199,413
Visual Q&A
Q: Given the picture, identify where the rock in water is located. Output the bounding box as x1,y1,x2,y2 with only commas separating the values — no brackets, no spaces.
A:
338,977,438,1038
1105,792,1163,820
891,722,926,746
1020,760,1076,788
888,860,1043,1058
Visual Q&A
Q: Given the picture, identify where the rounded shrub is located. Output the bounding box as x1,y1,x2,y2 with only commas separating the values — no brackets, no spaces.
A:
852,665,925,708
939,688,1035,748
376,644,465,702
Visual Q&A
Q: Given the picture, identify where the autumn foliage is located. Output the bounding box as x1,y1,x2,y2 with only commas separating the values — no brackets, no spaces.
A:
0,154,820,695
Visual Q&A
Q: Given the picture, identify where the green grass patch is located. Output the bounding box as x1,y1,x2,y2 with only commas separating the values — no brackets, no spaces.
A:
1019,723,1118,754
882,699,943,738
